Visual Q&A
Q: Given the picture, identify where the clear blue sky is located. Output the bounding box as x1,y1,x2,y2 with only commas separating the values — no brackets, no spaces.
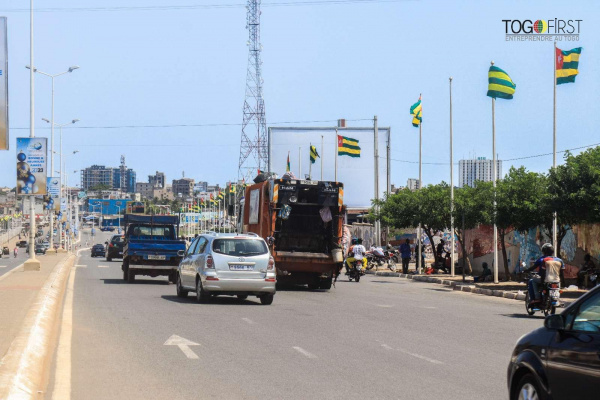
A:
0,0,598,201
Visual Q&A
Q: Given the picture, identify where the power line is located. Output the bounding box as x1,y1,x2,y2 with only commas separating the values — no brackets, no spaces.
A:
383,142,600,165
11,118,372,130
0,0,412,13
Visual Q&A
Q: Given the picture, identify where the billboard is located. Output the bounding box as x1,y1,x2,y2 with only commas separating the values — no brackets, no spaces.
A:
0,17,8,150
269,127,390,208
16,137,48,195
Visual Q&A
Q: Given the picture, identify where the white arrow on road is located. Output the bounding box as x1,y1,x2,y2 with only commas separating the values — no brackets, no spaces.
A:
164,335,200,359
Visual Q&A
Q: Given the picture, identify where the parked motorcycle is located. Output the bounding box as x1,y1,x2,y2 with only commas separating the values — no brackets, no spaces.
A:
525,272,561,316
346,258,365,282
366,247,397,272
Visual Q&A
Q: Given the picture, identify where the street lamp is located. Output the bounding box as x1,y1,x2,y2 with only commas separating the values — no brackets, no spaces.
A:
28,64,79,251
43,118,78,250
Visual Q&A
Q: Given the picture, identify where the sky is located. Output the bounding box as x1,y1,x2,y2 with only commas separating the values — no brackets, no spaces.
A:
0,0,598,205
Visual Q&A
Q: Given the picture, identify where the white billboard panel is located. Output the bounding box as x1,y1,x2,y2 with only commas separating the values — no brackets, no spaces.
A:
0,17,7,150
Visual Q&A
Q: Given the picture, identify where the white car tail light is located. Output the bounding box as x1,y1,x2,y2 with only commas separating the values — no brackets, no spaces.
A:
268,256,275,270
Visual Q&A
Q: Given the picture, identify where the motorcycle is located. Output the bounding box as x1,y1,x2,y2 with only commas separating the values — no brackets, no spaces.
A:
525,272,561,316
346,258,365,282
366,247,397,272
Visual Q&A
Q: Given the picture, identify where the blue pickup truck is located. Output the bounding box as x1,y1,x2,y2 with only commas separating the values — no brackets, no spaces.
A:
121,214,186,283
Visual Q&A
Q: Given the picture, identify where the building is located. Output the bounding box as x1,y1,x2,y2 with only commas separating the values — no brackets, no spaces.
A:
113,168,137,193
136,182,155,199
407,178,420,191
172,178,195,197
148,171,166,188
193,181,208,193
80,165,114,191
459,157,502,188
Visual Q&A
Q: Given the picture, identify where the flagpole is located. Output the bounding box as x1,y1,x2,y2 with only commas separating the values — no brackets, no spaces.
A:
374,115,380,247
491,61,499,284
321,135,324,181
298,147,302,178
334,128,338,182
450,77,455,277
417,96,422,274
552,41,558,256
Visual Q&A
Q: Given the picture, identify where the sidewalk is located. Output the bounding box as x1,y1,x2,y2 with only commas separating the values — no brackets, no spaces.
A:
368,262,588,305
0,252,69,360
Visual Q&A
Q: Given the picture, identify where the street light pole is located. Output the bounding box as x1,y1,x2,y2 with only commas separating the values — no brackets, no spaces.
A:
23,0,40,271
26,65,78,250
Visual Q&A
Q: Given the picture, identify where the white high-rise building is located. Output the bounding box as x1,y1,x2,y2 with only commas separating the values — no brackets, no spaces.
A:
407,178,420,191
459,157,502,188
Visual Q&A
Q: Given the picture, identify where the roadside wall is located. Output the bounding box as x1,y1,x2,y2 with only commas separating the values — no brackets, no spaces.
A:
461,224,600,278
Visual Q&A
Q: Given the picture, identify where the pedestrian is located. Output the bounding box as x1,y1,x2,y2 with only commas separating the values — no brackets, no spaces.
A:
577,254,597,289
399,239,411,274
13,246,18,258
416,241,426,273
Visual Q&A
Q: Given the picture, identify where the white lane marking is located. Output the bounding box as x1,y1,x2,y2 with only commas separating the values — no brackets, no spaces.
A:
242,318,254,324
380,342,443,365
74,265,87,268
421,306,437,309
164,335,200,359
52,262,77,399
0,265,6,268
97,265,109,268
293,347,317,359
397,347,443,365
376,304,393,308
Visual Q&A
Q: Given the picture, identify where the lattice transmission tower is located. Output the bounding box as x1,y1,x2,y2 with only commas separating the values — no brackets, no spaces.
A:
238,0,268,181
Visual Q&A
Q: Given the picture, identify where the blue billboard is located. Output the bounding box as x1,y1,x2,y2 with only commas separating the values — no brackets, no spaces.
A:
87,198,133,215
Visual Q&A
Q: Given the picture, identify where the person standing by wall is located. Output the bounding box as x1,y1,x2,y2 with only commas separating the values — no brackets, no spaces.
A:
400,239,412,274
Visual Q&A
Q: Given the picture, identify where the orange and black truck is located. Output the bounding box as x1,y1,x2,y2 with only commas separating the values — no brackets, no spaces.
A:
240,178,346,289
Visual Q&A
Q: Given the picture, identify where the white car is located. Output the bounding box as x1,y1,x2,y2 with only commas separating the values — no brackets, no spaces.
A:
176,233,276,305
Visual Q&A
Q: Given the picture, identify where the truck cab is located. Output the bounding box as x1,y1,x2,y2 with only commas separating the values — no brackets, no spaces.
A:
121,214,187,283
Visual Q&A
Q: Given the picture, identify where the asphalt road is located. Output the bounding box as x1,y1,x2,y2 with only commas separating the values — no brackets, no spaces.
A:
47,235,543,400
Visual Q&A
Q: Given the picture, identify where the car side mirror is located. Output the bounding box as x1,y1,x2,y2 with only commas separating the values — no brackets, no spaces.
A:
544,314,565,330
177,250,185,257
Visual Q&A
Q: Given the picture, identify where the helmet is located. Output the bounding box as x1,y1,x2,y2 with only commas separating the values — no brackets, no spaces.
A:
541,243,554,256
351,237,358,245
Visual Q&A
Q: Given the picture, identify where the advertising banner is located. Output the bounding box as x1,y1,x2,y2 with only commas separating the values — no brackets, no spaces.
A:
0,17,8,150
44,176,60,211
16,137,48,195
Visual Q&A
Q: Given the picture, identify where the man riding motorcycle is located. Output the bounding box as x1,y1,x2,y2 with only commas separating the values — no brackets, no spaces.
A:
524,243,565,304
346,237,367,272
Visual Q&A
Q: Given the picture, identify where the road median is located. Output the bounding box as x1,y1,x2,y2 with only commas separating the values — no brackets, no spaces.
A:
0,253,75,400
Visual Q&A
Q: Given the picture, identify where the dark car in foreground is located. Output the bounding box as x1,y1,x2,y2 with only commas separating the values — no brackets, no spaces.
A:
507,285,600,400
91,244,105,257
105,235,125,261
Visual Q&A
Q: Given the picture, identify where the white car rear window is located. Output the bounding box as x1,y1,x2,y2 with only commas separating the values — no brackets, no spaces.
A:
212,239,267,257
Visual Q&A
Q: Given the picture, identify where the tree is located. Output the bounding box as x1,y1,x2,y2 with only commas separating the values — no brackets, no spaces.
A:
374,183,451,266
90,184,111,191
546,146,600,253
495,167,547,279
453,182,493,274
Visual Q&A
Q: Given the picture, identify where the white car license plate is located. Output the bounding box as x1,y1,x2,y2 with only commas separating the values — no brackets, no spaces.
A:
147,255,166,260
229,264,254,271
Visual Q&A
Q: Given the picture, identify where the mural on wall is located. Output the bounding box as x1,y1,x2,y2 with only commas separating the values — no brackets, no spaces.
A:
461,224,598,278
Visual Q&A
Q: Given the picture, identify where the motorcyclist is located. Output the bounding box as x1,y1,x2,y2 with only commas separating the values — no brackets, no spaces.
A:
525,243,565,304
346,238,367,272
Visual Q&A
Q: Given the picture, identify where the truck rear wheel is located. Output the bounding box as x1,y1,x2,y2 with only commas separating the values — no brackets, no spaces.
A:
127,269,136,283
319,276,333,290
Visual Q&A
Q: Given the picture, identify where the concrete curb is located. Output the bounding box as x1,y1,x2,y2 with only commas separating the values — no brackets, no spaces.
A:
0,254,76,400
366,269,572,306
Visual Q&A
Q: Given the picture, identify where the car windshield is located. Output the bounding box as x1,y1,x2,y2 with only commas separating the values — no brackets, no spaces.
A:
212,238,268,257
128,225,174,239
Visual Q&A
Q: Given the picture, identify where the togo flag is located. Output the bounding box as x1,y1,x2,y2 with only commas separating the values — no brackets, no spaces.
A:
487,65,516,100
337,135,360,158
310,144,319,164
556,47,582,85
410,95,422,127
